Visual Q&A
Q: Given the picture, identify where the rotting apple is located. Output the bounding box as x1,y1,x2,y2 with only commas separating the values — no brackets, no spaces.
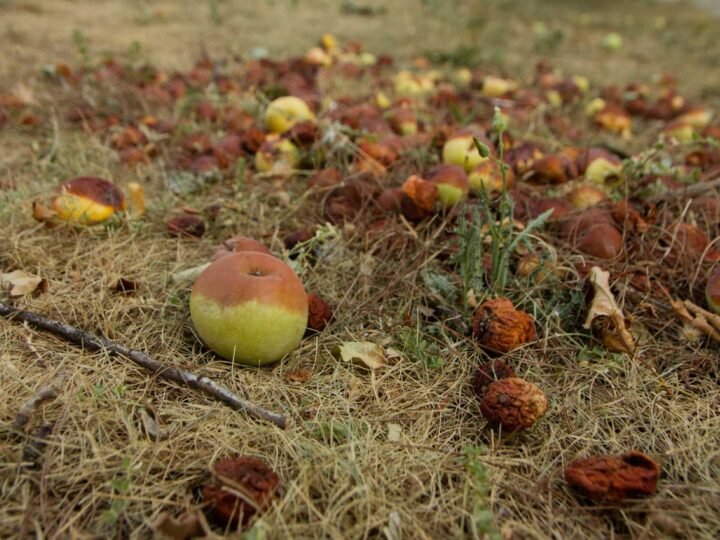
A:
255,137,299,174
442,134,489,172
190,252,308,365
264,96,315,134
51,176,126,225
468,159,514,193
425,164,469,208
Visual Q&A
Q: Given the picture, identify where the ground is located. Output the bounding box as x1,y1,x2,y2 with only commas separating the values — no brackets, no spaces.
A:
1,0,719,539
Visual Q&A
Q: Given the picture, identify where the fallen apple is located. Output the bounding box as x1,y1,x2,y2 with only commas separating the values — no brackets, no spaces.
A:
468,159,514,193
264,96,314,134
190,252,309,365
51,176,126,225
255,137,299,174
425,164,469,208
442,134,489,172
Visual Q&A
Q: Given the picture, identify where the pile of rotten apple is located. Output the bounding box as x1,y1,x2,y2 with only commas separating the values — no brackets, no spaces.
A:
5,32,720,530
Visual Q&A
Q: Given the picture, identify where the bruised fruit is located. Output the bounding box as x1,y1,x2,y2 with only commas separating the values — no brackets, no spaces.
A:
213,236,272,260
468,159,514,193
255,137,299,174
472,298,536,353
306,293,333,333
479,377,548,432
566,184,607,209
190,252,308,365
167,215,206,238
51,176,126,225
202,456,280,527
400,175,438,221
442,134,489,172
472,360,515,399
265,96,314,134
565,451,659,503
425,164,470,208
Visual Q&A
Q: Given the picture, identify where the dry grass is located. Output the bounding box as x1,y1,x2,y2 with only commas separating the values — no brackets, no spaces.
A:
1,0,720,539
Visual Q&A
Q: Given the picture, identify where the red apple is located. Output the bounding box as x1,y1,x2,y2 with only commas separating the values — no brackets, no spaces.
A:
190,252,308,365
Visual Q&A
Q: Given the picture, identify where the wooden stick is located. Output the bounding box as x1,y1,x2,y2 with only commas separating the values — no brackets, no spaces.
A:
0,301,287,429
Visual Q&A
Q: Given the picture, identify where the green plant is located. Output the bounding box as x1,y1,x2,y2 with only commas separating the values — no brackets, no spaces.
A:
452,107,553,302
102,457,132,524
463,445,500,540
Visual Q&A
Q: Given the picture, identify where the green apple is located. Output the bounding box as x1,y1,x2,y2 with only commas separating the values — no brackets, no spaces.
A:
265,96,314,134
425,164,470,208
442,135,488,172
190,252,309,365
255,137,299,174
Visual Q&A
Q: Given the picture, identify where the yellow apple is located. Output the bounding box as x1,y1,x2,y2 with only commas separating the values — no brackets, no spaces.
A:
190,252,309,365
264,96,314,134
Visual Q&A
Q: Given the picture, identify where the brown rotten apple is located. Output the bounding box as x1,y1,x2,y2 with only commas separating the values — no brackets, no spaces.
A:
190,252,308,365
52,176,126,225
479,377,548,432
472,298,536,353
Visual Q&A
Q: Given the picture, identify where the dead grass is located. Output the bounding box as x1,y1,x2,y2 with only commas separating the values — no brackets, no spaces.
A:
1,0,720,539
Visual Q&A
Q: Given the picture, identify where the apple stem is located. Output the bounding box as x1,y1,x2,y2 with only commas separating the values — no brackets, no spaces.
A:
0,301,287,429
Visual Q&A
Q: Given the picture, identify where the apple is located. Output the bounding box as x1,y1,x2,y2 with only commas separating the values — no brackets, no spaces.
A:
566,184,607,209
579,148,622,185
468,159,514,193
481,76,517,98
264,96,314,134
387,107,417,135
602,32,623,52
425,164,469,208
707,266,720,314
442,134,489,172
255,137,299,174
52,176,126,225
190,252,308,365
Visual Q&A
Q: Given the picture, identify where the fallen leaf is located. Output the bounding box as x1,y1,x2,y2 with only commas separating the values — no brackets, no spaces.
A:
1,270,46,296
284,368,312,384
151,510,204,539
32,202,58,226
583,267,635,354
336,341,386,369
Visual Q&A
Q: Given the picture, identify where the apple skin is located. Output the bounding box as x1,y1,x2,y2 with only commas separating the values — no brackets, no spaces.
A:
190,252,308,366
425,164,469,208
468,160,514,193
442,136,487,172
707,266,720,314
52,176,126,225
255,138,299,174
265,96,314,134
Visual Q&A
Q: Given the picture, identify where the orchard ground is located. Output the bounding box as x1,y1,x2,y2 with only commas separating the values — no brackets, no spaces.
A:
1,1,719,539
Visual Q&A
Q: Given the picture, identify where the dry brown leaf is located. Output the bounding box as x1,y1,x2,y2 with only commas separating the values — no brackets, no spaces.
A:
336,341,385,369
151,510,205,539
583,267,635,354
284,368,312,384
1,270,46,297
32,202,58,226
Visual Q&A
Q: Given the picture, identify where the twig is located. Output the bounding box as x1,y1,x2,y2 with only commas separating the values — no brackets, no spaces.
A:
0,301,287,429
12,372,66,432
649,175,720,202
